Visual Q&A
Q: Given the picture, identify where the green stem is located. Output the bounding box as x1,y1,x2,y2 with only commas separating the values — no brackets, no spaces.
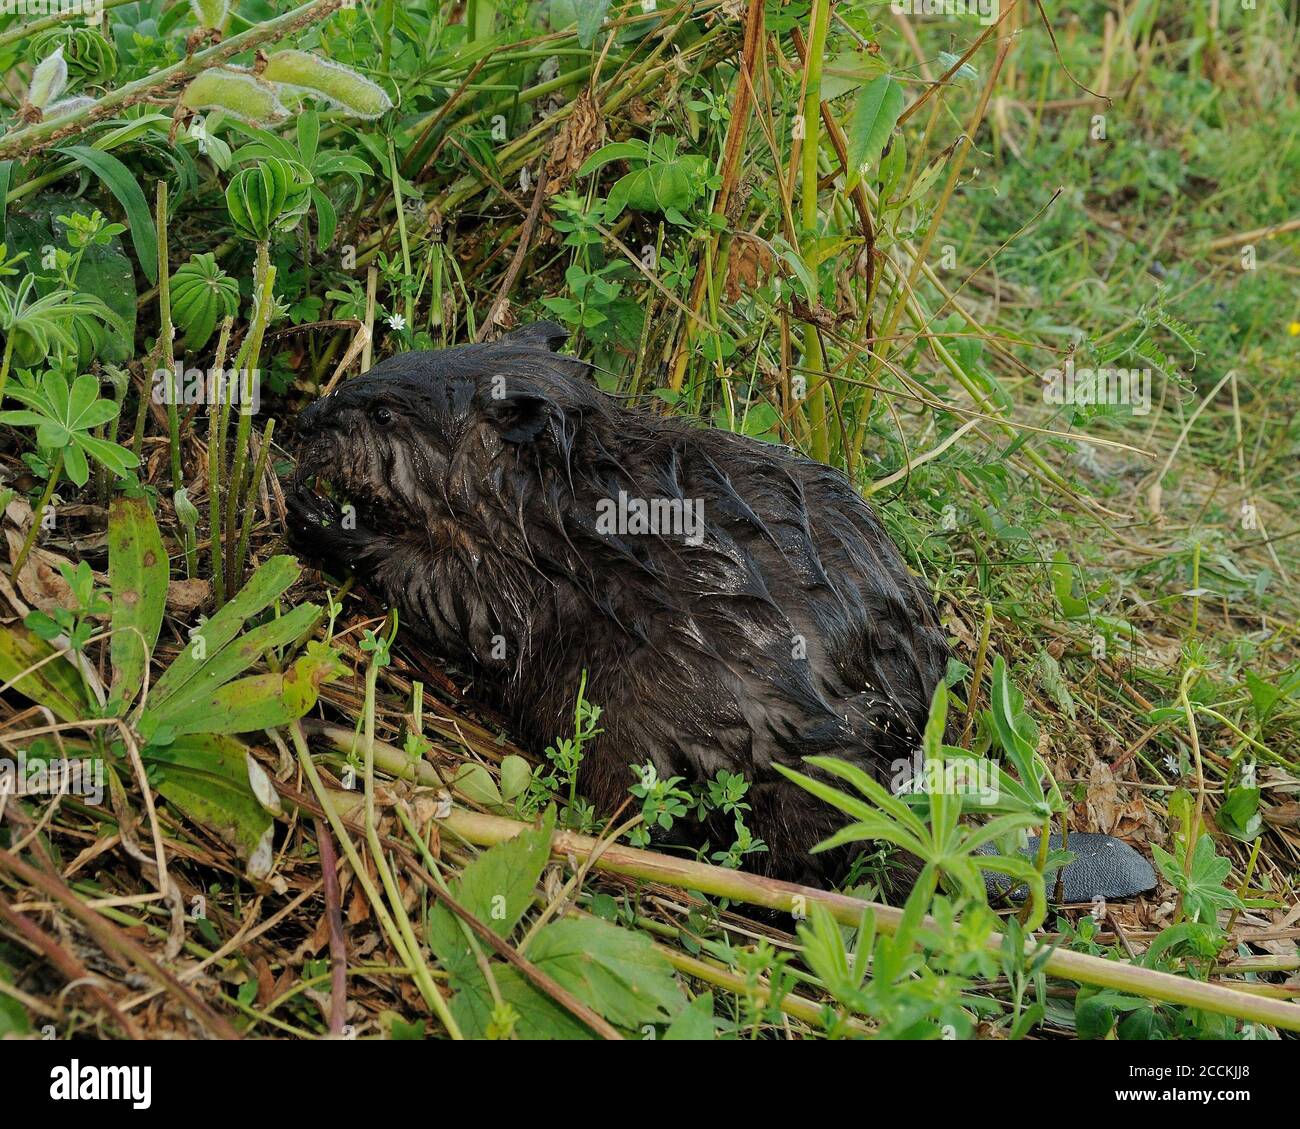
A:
798,0,831,464
359,645,464,1038
442,807,1300,1033
0,332,13,408
222,244,274,595
208,317,232,609
11,451,63,582
387,136,415,329
156,182,182,495
231,417,274,591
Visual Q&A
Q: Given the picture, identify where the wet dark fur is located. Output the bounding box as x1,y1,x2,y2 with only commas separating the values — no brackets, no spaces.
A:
287,323,949,886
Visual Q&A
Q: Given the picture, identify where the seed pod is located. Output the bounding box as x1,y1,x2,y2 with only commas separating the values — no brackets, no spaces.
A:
182,68,286,125
30,27,118,88
190,0,229,30
43,96,98,120
262,51,392,119
27,45,68,110
225,156,313,243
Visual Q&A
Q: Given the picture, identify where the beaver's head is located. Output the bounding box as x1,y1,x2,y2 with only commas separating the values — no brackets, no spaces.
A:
286,321,597,576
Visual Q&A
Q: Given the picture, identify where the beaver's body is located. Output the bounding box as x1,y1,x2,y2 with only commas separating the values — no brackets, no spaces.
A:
288,323,951,885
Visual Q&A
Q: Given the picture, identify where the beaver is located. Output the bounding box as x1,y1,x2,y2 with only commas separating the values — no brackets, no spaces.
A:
287,322,1154,900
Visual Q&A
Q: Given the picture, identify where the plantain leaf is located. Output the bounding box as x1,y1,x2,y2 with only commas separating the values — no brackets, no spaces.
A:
145,601,321,728
148,555,300,709
143,652,337,741
108,495,168,713
576,0,612,48
0,623,87,722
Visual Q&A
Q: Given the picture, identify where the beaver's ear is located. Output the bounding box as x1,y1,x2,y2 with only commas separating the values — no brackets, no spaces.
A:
477,382,557,443
498,321,568,353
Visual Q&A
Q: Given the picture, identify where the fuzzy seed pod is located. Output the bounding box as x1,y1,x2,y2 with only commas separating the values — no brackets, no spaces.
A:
182,68,287,124
27,46,68,110
261,50,392,119
190,0,229,30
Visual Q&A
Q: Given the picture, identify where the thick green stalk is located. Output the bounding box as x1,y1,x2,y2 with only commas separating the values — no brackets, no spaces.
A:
222,245,274,595
799,0,832,464
440,807,1300,1033
156,182,182,495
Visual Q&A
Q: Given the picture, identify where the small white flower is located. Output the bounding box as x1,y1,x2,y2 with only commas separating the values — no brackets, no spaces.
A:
385,313,406,331
1163,754,1180,776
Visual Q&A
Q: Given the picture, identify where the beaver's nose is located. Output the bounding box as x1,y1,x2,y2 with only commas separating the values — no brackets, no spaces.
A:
298,396,329,434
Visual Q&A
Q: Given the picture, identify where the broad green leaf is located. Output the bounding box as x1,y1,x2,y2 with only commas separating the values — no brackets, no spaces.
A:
524,916,684,1029
145,733,279,876
146,601,322,728
1050,551,1089,618
663,992,716,1040
0,623,87,721
108,495,168,712
144,653,337,739
499,754,532,802
576,0,613,48
449,761,502,807
427,808,556,980
450,965,593,1040
845,75,904,189
576,141,652,177
4,205,137,364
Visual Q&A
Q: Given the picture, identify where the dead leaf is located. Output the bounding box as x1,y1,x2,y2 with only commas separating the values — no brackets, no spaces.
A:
544,89,605,195
725,239,774,303
1086,758,1119,834
167,577,211,616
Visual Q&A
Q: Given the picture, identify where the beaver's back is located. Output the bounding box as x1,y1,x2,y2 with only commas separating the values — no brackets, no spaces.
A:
491,401,950,884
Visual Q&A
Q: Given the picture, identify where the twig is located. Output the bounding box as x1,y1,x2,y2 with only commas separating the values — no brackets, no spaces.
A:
313,818,349,1036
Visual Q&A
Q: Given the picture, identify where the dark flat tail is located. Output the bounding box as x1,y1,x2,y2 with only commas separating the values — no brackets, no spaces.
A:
978,832,1157,904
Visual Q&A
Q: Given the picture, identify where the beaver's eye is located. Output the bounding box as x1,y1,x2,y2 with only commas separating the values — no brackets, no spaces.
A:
373,406,392,425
